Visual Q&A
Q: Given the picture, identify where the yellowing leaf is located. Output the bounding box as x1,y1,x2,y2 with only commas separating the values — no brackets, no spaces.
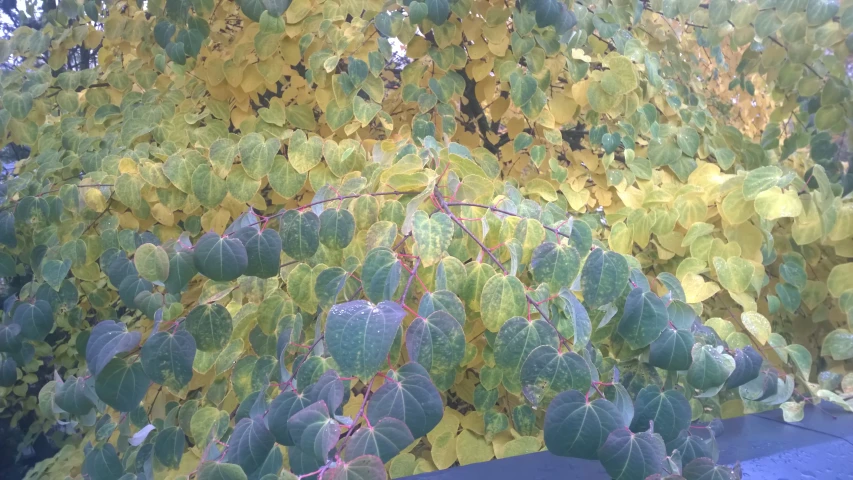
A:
741,312,770,345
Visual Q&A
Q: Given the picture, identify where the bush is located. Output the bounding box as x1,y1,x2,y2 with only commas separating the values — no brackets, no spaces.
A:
1,0,852,479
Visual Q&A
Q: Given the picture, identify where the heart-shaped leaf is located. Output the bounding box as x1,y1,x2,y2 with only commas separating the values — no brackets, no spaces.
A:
154,426,185,469
185,303,233,352
141,330,196,390
94,358,150,412
193,232,248,281
598,429,666,480
531,242,581,293
321,454,386,480
86,320,141,375
326,300,405,379
234,227,282,279
287,401,340,463
361,248,402,303
279,210,320,260
521,346,591,405
268,390,312,446
366,362,442,438
494,317,558,393
412,211,453,267
13,300,54,341
319,208,355,250
480,274,527,332
617,288,668,350
405,310,465,390
581,249,629,309
225,417,275,475
648,328,694,371
544,389,623,459
344,417,414,462
629,386,691,443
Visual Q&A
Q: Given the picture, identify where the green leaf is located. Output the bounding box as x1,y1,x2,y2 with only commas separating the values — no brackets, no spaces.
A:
135,243,170,283
154,426,185,469
165,250,197,294
141,330,196,390
268,390,312,446
531,242,581,293
560,290,592,349
677,126,700,157
268,155,307,198
366,362,443,438
55,376,95,415
119,275,153,311
83,444,124,480
0,323,21,353
806,0,839,26
544,389,623,459
234,227,282,279
345,417,414,462
323,455,386,480
511,74,538,107
197,462,248,480
480,274,527,332
362,247,402,303
4,91,33,119
226,165,261,202
629,386,691,443
425,0,449,25
725,346,763,389
86,320,141,375
315,267,349,308
417,290,466,326
193,232,248,281
319,208,355,250
405,311,465,390
682,458,737,480
598,429,666,480
617,288,668,350
94,358,150,412
192,164,228,208
786,344,812,379
41,259,71,290
821,329,853,360
648,328,694,371
238,133,279,180
13,299,54,341
225,417,275,474
325,300,405,379
743,166,782,200
494,317,558,393
185,303,233,352
520,346,591,405
279,210,320,261
666,429,712,466
287,400,340,463
581,249,629,309
686,345,736,396
412,211,453,267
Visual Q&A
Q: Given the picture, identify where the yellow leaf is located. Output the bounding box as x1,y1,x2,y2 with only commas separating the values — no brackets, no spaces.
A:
682,273,721,303
828,263,853,298
456,429,494,466
754,187,803,220
430,431,458,470
740,312,770,345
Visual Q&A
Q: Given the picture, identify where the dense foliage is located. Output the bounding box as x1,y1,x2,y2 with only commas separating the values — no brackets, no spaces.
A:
0,0,852,478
